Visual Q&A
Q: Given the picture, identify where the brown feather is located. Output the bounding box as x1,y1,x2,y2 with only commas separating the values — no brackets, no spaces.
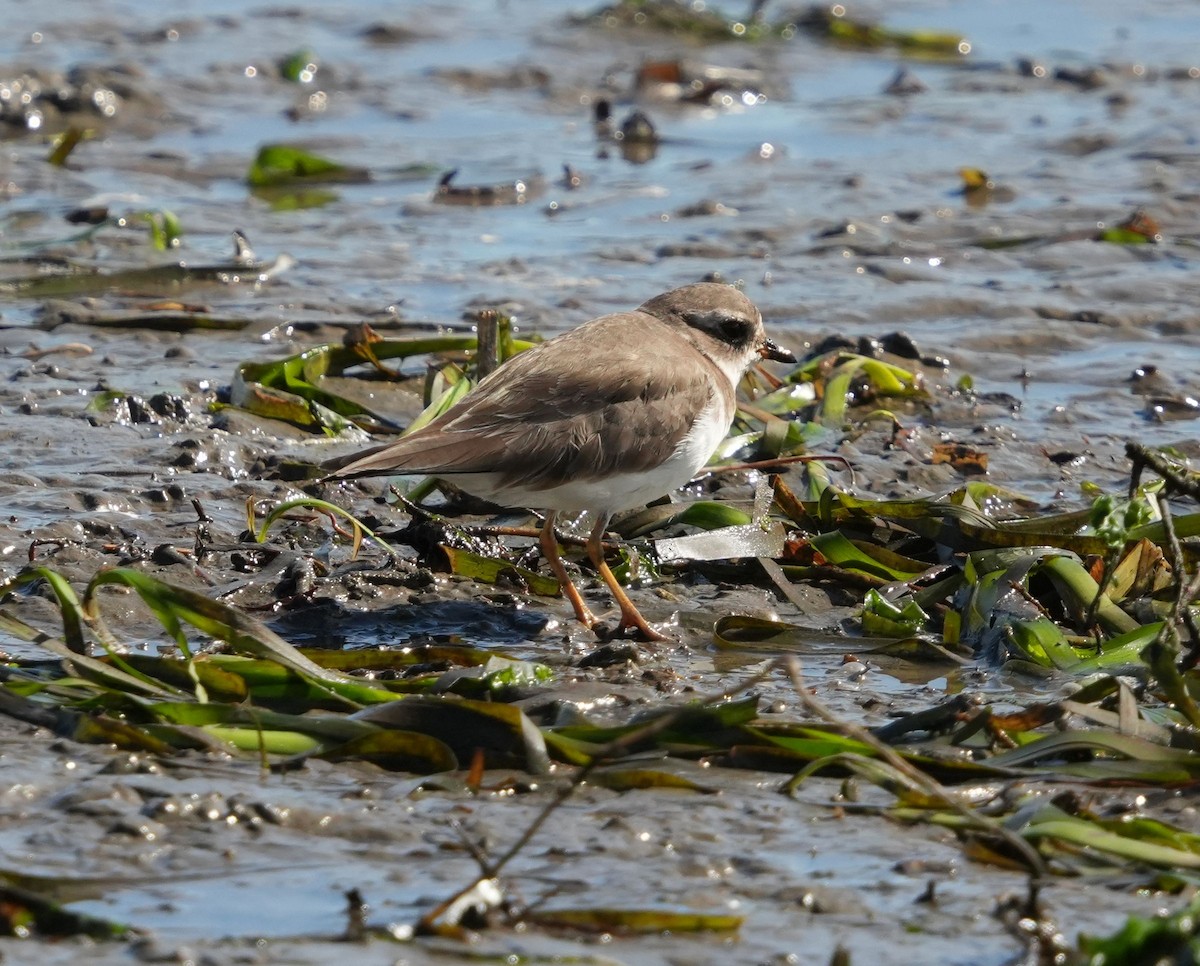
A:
330,311,729,489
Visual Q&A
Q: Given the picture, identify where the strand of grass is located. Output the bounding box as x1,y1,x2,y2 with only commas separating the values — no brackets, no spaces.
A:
86,566,193,655
2,572,191,698
84,568,371,708
40,566,205,698
0,607,180,698
204,725,323,758
416,665,778,932
0,568,86,653
781,656,1049,878
80,566,211,703
1081,547,1121,646
251,700,271,773
0,680,69,731
98,635,201,700
248,496,397,561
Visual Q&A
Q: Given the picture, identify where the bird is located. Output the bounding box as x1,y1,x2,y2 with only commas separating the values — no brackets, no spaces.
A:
326,282,795,641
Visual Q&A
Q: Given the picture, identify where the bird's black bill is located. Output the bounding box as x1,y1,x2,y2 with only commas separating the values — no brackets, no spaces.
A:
757,338,796,363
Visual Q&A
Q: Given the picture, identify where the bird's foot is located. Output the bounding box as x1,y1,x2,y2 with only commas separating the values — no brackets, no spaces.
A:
590,619,667,644
613,614,671,643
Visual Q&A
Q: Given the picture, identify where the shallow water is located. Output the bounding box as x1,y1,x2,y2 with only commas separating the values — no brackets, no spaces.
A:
2,0,1200,960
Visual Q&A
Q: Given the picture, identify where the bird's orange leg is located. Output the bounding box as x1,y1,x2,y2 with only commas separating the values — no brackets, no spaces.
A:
539,511,598,629
586,517,669,642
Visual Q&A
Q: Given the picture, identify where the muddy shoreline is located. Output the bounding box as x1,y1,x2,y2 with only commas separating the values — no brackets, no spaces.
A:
3,1,1200,962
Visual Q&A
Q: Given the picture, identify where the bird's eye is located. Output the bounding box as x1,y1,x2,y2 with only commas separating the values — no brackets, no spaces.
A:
720,316,749,341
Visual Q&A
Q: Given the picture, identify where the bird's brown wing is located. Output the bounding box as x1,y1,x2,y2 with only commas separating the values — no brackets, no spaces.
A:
328,314,730,489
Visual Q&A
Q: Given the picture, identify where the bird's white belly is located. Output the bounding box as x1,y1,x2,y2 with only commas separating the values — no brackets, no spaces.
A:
451,394,732,515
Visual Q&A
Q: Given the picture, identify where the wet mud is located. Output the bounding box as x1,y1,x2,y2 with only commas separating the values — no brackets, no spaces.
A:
2,0,1200,962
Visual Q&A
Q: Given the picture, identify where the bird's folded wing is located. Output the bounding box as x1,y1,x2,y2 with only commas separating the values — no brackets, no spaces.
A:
328,319,727,487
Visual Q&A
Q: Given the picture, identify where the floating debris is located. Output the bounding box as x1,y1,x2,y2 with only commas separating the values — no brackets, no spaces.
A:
432,168,543,206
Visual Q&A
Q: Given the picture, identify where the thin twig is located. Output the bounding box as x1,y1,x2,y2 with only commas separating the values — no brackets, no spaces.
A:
455,522,591,550
698,453,853,480
418,664,778,931
389,491,626,553
1154,492,1200,671
1158,493,1190,630
1127,442,1200,501
488,666,772,878
475,310,500,380
1179,568,1200,672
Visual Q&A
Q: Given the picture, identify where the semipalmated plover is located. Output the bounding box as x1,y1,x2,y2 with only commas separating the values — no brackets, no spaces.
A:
328,282,794,640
